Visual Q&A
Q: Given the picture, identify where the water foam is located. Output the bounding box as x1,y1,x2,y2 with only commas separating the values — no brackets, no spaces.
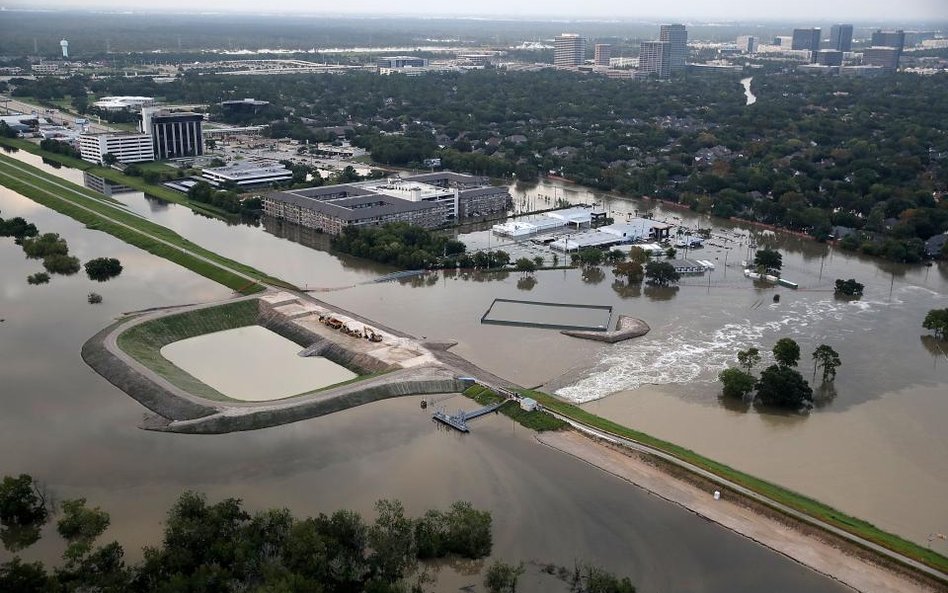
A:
555,296,889,404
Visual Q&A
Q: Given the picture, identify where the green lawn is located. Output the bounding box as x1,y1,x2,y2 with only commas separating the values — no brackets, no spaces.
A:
462,384,566,432
0,138,237,220
518,388,948,575
0,154,295,294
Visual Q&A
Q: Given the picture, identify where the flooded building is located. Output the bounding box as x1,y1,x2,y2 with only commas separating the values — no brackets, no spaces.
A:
263,171,510,234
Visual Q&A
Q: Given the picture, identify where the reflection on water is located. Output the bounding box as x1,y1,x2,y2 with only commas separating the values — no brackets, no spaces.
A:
0,188,852,592
5,146,948,547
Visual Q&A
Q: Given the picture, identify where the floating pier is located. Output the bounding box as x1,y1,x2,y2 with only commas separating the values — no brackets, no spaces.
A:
433,401,506,433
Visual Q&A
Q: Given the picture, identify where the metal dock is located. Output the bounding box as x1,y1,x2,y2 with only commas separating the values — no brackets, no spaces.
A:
433,401,506,433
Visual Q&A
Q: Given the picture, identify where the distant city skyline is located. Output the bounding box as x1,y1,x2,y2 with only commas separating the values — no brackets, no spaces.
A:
2,0,945,22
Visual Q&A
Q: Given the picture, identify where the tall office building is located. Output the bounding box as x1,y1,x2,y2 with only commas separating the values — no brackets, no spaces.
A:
871,29,906,52
736,35,759,54
791,28,822,51
864,46,901,71
140,107,204,160
639,41,670,79
659,24,688,72
814,50,844,66
554,34,587,67
594,44,612,67
829,24,853,52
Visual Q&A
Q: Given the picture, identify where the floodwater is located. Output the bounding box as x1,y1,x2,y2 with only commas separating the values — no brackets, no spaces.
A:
0,185,852,592
6,147,948,549
160,325,356,401
7,150,390,289
741,77,757,105
483,299,612,330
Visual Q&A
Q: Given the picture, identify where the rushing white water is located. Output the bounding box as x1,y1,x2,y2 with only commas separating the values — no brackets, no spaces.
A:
555,295,893,404
741,77,757,105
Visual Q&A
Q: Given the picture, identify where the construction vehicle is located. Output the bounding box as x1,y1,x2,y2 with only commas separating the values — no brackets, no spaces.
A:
364,327,383,343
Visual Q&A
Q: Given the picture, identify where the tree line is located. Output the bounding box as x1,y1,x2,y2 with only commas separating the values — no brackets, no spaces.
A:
1,474,637,593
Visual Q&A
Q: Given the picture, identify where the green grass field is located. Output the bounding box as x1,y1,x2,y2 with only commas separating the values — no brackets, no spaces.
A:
0,154,295,294
518,388,948,575
462,384,566,432
0,138,237,220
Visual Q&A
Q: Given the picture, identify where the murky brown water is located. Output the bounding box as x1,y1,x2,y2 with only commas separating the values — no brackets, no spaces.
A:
0,185,853,591
5,148,948,553
160,326,357,400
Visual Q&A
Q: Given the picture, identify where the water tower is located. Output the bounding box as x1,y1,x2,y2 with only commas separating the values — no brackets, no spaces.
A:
60,39,69,59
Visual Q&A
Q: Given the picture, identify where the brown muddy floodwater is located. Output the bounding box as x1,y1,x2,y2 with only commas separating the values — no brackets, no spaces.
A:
5,149,947,551
0,185,853,592
160,325,357,401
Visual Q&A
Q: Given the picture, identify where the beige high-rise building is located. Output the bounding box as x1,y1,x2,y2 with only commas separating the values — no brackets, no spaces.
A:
554,34,587,67
594,44,612,67
639,41,670,79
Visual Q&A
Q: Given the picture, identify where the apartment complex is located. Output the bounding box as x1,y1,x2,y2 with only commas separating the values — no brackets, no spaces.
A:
639,41,670,79
263,172,511,234
594,44,612,67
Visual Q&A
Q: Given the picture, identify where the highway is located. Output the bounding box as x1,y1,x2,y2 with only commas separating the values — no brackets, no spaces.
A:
1,95,117,134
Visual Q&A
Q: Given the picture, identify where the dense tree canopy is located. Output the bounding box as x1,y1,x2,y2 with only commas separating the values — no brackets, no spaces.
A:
923,308,948,340
755,364,813,409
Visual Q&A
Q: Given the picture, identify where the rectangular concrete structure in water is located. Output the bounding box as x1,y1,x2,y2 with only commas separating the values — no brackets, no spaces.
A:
481,298,613,331
160,325,356,401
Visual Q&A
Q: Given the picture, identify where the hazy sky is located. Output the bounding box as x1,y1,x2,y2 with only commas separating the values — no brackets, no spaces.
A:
11,0,948,22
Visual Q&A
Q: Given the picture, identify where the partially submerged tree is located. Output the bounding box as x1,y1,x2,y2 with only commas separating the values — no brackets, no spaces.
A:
644,261,680,286
754,248,783,273
719,368,756,399
923,308,948,340
755,364,813,409
772,337,801,367
812,344,842,383
0,474,50,552
736,347,761,373
834,278,864,298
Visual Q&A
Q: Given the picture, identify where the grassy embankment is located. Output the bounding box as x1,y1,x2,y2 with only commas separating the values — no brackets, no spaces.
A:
0,137,235,220
117,300,260,402
462,384,566,432
0,154,295,294
117,299,379,403
516,388,948,576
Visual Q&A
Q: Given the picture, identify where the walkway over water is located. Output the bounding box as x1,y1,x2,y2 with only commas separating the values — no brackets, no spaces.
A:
433,401,506,432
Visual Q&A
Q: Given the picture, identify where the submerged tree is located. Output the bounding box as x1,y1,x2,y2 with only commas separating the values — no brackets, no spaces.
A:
812,345,842,383
755,364,813,409
718,368,756,399
84,257,123,282
834,278,864,298
923,308,948,340
772,337,801,367
0,475,50,552
736,347,761,373
754,248,783,273
644,261,680,286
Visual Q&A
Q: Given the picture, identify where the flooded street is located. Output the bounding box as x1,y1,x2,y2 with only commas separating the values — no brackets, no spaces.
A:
0,185,855,591
4,148,948,551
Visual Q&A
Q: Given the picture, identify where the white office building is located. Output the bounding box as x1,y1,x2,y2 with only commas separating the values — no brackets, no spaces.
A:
201,163,293,187
78,132,155,165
